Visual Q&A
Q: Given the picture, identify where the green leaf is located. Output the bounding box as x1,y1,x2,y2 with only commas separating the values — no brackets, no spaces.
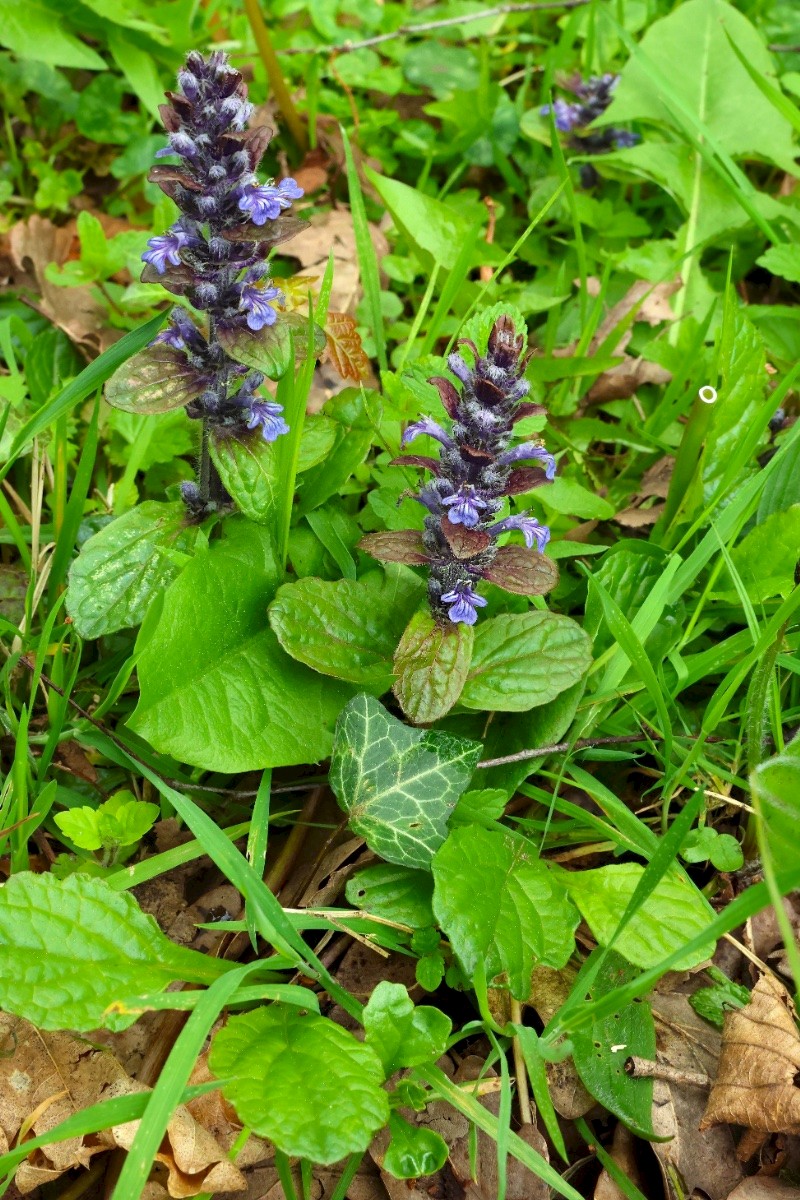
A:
330,694,481,869
296,387,374,514
751,737,800,874
0,873,225,1031
758,435,800,521
99,796,160,848
105,343,206,414
366,167,478,270
536,477,615,520
689,968,749,1029
717,505,800,603
382,1114,448,1180
681,827,744,871
571,950,656,1137
585,544,683,662
130,519,354,771
459,612,592,713
402,42,479,98
432,826,579,996
215,319,294,381
345,864,435,929
364,981,451,1073
209,428,279,525
210,1007,390,1163
451,788,508,823
67,502,198,639
700,307,767,504
393,609,473,724
475,678,586,797
561,864,716,970
0,0,107,69
269,568,423,691
54,807,103,852
757,244,800,285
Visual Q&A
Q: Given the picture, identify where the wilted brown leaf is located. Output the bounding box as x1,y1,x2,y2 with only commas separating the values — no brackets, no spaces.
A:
593,1125,646,1200
701,974,800,1143
527,965,595,1119
639,456,675,499
614,504,665,528
588,278,682,355
323,311,371,382
585,357,672,404
280,208,388,316
726,1179,800,1200
7,216,113,356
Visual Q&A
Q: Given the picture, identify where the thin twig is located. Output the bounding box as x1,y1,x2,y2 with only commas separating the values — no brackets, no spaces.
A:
625,1056,710,1088
510,999,532,1124
279,0,591,56
476,732,658,769
768,44,800,53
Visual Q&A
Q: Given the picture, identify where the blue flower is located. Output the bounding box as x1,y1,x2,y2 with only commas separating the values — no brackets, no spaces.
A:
142,228,189,274
238,178,304,225
245,399,289,442
441,582,488,626
498,444,557,479
541,98,582,132
489,513,550,552
613,130,640,149
401,416,454,448
442,485,489,528
240,284,283,331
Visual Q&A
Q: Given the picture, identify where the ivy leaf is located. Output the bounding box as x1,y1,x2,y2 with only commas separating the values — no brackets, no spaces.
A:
209,428,278,525
330,694,481,869
571,950,656,1137
210,1007,390,1163
105,343,206,414
393,610,473,724
66,502,198,639
432,826,579,997
269,569,423,691
130,519,354,771
561,864,717,970
382,1114,448,1180
459,612,592,712
363,981,451,1074
0,873,223,1032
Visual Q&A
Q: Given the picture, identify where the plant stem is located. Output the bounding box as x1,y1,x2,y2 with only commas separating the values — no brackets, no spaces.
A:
244,0,308,152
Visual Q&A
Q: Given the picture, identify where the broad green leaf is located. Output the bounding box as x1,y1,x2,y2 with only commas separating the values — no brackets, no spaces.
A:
681,827,743,872
130,519,354,771
209,428,278,524
571,950,655,1137
363,981,451,1073
210,1007,390,1163
366,167,478,270
0,873,225,1031
451,788,508,823
296,387,375,514
67,502,198,639
345,864,435,929
105,343,206,414
717,505,800,603
382,1114,448,1180
402,42,479,98
432,826,579,996
269,568,423,691
393,609,473,724
701,307,767,503
54,807,104,852
297,413,338,472
585,544,683,661
608,0,797,174
536,477,615,520
561,864,716,970
757,244,800,285
330,694,481,869
758,435,800,521
751,735,800,874
460,612,592,713
216,320,294,380
0,0,107,68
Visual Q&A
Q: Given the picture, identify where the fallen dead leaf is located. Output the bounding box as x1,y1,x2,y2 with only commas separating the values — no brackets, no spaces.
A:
280,207,388,316
8,216,116,356
52,737,98,786
593,1124,645,1200
587,278,682,356
323,310,371,382
527,966,595,1120
639,456,675,500
292,147,330,196
585,357,672,404
614,503,665,528
701,974,800,1146
726,1179,800,1200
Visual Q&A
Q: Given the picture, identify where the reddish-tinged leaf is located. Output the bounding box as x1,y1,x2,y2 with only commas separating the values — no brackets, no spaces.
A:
460,444,495,466
222,214,307,246
323,311,371,382
141,261,196,296
483,545,559,596
506,469,552,495
147,165,202,196
105,343,206,415
390,455,441,474
513,402,547,422
394,609,473,725
429,376,460,418
441,523,491,560
474,377,505,405
360,531,429,566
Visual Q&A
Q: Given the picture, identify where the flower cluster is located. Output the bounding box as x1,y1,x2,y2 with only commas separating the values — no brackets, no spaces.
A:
361,315,559,626
141,51,303,513
541,74,639,154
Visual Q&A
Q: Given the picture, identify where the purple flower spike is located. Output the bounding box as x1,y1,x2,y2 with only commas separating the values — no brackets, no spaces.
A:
142,227,189,274
238,178,304,225
442,485,489,528
401,416,454,449
613,130,640,150
498,444,557,479
441,582,488,626
541,98,582,132
246,399,289,442
447,353,473,385
490,513,551,552
240,284,283,331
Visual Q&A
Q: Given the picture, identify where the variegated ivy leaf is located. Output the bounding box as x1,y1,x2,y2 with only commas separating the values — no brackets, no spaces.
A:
105,343,206,414
330,694,482,870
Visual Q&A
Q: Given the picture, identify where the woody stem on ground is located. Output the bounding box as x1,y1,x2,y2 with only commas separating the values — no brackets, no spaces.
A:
244,0,308,152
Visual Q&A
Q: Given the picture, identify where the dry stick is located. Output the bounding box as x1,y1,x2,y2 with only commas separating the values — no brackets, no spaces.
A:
624,1056,710,1089
477,731,665,769
279,0,591,55
243,0,308,151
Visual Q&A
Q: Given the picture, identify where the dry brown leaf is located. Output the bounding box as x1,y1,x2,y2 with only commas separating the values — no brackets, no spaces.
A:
281,208,388,315
293,147,331,195
585,357,672,404
651,989,743,1199
52,737,98,785
639,455,675,499
701,974,800,1141
589,278,682,356
323,310,371,382
527,966,595,1119
614,504,665,528
593,1125,645,1200
7,216,114,356
726,1179,800,1200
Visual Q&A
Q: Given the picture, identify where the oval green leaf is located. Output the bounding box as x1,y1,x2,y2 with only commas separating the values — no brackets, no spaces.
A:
393,609,473,724
105,343,205,414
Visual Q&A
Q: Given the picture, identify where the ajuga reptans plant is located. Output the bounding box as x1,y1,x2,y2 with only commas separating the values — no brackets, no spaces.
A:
361,315,559,625
124,51,305,516
541,74,639,187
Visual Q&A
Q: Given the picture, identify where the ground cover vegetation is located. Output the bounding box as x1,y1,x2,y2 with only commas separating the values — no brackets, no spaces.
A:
1,0,800,1196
